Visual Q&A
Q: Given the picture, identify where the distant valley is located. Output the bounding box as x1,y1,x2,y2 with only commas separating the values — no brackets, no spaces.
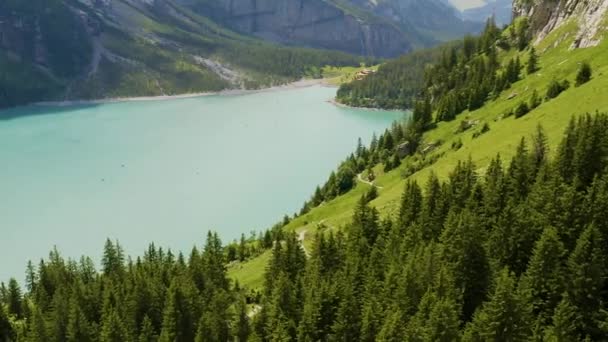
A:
0,0,485,109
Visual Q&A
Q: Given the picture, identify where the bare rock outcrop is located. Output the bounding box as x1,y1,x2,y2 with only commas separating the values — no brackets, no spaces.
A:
513,0,608,49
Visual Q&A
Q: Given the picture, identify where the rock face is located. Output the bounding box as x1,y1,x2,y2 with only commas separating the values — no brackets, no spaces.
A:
513,0,608,48
179,0,414,57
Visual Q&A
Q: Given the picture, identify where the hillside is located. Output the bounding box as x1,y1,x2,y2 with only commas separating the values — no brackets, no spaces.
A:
230,0,608,292
0,0,366,108
2,0,608,341
179,0,481,56
462,0,514,26
0,0,485,109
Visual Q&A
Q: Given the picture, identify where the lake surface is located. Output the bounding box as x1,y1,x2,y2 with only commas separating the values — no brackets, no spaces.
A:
0,85,404,281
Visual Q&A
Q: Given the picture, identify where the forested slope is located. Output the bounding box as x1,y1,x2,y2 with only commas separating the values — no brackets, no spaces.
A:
2,0,608,341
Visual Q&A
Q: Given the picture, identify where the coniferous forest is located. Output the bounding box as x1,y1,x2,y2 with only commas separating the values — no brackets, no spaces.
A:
2,0,608,339
2,113,608,341
337,18,532,120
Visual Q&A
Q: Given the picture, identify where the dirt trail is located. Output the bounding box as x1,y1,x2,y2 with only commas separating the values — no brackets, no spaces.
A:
357,173,383,189
297,229,310,258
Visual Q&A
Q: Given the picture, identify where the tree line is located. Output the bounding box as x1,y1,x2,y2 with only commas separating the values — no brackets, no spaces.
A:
336,17,537,123
253,113,608,341
4,112,607,341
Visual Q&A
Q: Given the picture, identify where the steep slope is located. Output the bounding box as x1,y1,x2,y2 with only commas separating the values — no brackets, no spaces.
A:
179,0,483,57
230,0,608,289
177,0,417,57
514,0,608,47
462,0,514,26
355,0,483,41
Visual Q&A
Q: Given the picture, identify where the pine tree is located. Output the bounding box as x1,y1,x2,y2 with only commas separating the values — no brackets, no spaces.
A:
440,210,489,321
138,315,157,342
196,292,230,342
102,239,125,278
331,276,361,341
66,298,93,342
376,309,404,342
506,138,533,201
25,260,37,293
265,272,297,341
575,62,592,86
527,47,539,74
420,172,446,241
100,309,128,342
529,89,542,109
398,180,423,229
519,227,566,327
425,298,461,342
530,124,548,173
238,233,248,262
233,298,250,342
464,268,532,341
0,305,14,342
544,295,581,341
517,18,530,50
25,307,47,342
6,278,23,318
565,225,606,338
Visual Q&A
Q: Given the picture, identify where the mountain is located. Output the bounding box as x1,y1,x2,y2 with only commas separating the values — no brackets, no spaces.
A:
0,0,366,108
176,0,416,57
352,0,483,41
177,0,482,56
2,0,608,341
462,0,514,26
0,0,481,109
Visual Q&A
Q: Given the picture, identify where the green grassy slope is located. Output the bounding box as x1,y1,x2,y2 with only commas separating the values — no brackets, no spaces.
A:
228,17,608,290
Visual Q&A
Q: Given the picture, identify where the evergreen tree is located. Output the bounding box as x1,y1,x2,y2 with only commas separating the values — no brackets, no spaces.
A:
0,305,14,342
527,47,539,74
196,292,230,342
100,309,128,342
375,309,404,342
565,225,607,339
575,62,592,86
425,298,461,342
544,296,581,341
6,278,23,318
138,315,157,342
66,298,93,342
398,180,423,229
530,124,548,173
464,268,532,341
233,298,250,342
440,210,489,321
519,227,566,327
25,307,47,342
420,172,447,241
159,280,197,342
238,233,248,262
102,239,125,278
331,277,361,341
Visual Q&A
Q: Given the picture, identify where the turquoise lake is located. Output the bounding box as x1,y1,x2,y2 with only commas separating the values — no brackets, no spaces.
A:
0,85,404,281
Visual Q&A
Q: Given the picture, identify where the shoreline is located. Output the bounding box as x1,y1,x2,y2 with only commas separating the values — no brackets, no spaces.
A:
327,98,409,113
33,79,333,108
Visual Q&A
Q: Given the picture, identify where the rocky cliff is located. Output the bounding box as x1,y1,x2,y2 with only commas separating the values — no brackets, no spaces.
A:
177,0,417,58
513,0,608,48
